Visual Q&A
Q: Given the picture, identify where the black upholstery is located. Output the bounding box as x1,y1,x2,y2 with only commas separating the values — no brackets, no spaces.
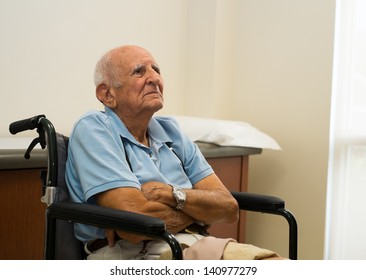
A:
53,134,83,259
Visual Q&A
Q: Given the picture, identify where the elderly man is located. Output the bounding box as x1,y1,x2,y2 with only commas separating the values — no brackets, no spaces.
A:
65,45,279,260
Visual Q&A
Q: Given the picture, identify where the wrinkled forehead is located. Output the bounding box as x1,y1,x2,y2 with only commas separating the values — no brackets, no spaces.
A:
112,46,158,69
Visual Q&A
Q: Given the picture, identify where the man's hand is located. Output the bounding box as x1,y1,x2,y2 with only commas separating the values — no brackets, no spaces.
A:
141,181,175,207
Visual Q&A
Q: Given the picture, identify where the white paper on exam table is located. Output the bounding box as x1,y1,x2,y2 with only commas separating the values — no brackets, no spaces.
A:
173,116,281,150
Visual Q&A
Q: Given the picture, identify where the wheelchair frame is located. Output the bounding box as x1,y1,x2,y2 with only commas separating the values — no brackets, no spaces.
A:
9,114,298,260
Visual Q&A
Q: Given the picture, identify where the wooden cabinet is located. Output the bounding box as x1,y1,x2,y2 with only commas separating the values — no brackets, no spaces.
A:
0,169,46,259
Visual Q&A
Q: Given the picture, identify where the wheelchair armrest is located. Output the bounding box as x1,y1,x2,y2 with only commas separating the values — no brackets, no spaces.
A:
46,201,182,259
231,191,285,213
231,191,298,260
47,201,166,236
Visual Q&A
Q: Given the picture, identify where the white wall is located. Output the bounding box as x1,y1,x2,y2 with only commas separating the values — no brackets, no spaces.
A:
0,0,188,137
234,0,335,260
1,0,336,259
183,0,335,259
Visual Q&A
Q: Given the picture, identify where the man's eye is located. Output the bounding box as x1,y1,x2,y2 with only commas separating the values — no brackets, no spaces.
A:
153,65,161,74
133,66,145,75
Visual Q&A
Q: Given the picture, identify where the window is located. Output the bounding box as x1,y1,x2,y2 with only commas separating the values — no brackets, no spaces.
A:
325,0,366,259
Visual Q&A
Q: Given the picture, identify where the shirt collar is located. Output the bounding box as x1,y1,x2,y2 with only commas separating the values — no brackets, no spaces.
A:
104,106,172,146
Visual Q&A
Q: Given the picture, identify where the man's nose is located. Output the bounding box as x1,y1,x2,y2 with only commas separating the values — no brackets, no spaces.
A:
146,69,161,85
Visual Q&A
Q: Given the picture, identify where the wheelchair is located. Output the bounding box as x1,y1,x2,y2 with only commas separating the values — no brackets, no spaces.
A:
9,114,298,260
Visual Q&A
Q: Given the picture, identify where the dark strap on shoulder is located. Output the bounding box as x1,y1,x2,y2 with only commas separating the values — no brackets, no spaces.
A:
120,136,133,172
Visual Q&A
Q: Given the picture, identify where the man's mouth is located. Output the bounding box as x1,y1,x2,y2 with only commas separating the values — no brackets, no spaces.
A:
145,91,162,96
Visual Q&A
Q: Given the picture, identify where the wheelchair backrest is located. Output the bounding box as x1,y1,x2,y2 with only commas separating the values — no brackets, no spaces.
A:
52,133,84,259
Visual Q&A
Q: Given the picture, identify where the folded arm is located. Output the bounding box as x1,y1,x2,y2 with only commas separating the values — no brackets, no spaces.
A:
142,173,239,226
96,187,194,243
97,173,239,244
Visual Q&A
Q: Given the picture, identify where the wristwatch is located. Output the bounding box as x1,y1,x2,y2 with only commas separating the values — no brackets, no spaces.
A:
171,185,186,210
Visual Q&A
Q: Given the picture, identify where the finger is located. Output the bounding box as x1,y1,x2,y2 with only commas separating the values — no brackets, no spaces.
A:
105,229,115,247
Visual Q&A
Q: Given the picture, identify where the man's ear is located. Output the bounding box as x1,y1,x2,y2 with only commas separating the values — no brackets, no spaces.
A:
96,83,117,108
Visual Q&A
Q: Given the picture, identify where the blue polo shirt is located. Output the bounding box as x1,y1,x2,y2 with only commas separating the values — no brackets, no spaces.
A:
65,107,213,243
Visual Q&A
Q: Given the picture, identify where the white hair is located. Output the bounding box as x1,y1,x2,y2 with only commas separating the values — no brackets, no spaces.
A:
93,50,122,88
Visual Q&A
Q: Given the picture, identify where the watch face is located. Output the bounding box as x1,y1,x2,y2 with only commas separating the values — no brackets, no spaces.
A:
176,191,185,200
173,187,186,210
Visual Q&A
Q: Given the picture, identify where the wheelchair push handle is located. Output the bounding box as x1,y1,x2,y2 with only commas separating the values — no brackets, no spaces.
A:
9,115,58,192
9,114,46,135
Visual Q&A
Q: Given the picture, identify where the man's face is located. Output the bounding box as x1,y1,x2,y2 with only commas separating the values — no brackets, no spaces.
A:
110,46,164,117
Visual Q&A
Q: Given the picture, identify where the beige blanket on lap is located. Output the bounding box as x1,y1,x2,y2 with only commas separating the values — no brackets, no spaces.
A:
160,236,280,260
